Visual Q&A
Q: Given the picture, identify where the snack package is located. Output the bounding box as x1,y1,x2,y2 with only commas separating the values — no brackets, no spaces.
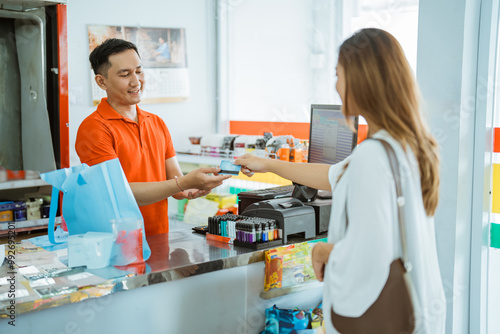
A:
264,242,317,291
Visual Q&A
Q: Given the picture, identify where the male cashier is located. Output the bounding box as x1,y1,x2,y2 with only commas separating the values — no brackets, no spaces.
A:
76,38,230,235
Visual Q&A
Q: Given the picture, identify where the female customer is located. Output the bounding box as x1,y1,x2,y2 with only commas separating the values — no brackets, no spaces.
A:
234,28,446,333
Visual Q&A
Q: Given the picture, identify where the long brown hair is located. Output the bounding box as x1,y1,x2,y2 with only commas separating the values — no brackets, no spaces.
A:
338,28,440,216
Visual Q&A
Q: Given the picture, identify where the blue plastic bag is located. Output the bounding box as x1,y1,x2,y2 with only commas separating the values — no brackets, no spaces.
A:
261,304,312,334
40,158,151,261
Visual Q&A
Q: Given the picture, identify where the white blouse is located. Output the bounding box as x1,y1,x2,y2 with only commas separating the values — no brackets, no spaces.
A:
323,130,446,334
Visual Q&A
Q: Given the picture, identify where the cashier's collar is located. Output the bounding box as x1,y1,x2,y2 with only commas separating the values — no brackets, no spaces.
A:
97,98,150,125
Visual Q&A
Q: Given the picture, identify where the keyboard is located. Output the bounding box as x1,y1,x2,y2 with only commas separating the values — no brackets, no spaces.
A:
237,185,295,200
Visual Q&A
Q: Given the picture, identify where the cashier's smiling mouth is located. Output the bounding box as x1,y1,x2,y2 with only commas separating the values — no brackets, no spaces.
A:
128,88,141,94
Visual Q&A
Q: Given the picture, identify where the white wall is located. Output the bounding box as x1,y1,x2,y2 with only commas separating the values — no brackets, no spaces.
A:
226,0,338,123
67,0,217,166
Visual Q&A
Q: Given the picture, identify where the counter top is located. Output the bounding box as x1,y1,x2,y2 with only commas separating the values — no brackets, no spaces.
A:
0,219,322,317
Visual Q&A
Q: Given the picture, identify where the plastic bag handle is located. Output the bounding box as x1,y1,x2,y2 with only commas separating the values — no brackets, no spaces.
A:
102,163,121,218
48,186,63,244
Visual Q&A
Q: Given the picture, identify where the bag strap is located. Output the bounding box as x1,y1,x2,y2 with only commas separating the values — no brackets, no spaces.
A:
101,163,121,218
48,186,64,244
372,138,412,273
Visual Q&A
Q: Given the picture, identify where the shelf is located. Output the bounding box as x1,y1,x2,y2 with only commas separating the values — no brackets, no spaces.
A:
0,216,61,234
177,153,225,166
259,281,324,300
0,0,67,11
0,179,49,191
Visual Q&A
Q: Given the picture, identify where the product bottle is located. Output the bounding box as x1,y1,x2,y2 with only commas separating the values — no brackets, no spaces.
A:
263,222,268,242
279,143,290,161
288,139,295,162
292,140,302,162
301,140,309,163
268,221,274,241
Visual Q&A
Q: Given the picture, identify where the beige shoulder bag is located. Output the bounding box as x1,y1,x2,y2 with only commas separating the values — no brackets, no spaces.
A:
330,138,417,334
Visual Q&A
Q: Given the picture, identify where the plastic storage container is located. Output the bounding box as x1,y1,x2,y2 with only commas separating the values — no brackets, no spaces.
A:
26,198,43,220
0,201,27,223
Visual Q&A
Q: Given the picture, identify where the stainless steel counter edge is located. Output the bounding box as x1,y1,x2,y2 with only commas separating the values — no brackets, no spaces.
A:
0,223,274,317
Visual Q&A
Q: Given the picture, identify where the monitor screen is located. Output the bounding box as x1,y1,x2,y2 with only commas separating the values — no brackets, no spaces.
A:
308,104,358,165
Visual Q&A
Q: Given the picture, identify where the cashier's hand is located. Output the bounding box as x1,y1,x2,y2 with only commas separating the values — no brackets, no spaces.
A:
311,242,334,282
179,189,211,200
233,154,269,177
179,167,232,192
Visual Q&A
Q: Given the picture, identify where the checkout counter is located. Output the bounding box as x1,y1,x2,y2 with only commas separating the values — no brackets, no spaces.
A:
0,216,324,333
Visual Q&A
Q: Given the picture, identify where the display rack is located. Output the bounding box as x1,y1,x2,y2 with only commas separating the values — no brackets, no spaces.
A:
176,148,277,165
176,153,223,166
259,281,324,299
0,178,54,236
0,216,61,236
0,179,49,191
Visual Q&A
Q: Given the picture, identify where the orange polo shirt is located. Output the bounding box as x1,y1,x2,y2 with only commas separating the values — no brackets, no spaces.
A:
75,98,176,235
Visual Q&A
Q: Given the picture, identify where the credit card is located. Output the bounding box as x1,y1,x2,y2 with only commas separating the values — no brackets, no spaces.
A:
219,160,241,175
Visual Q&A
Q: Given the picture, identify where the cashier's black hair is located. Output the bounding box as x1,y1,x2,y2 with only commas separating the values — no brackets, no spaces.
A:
89,38,140,77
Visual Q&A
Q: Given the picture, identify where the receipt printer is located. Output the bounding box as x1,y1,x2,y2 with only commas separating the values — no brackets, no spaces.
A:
241,197,316,244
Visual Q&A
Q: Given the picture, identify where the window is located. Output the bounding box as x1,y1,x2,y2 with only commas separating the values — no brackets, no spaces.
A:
344,0,419,72
217,0,419,128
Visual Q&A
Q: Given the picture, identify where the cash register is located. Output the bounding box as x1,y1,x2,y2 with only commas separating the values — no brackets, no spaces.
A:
241,197,316,244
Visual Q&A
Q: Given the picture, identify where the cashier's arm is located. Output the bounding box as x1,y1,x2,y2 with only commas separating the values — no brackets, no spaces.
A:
129,156,230,206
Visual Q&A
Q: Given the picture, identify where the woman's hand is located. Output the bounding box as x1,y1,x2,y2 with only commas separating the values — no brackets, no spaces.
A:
311,242,334,282
233,154,270,177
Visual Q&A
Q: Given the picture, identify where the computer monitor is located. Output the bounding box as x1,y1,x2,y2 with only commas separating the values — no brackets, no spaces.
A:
305,104,358,200
308,104,358,165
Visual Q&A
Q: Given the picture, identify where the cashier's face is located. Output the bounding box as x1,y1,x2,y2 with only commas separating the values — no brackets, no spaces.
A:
95,49,145,107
